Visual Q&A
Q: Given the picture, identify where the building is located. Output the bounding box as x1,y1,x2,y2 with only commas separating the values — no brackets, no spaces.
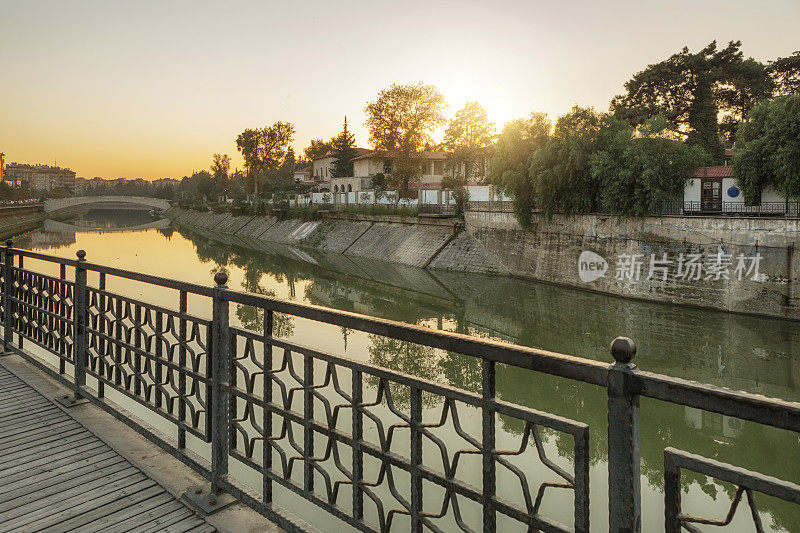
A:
311,154,336,190
0,152,5,183
332,150,451,194
684,166,787,213
4,163,76,191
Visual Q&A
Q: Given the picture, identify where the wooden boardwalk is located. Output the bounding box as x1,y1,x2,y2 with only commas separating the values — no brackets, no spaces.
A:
0,363,215,533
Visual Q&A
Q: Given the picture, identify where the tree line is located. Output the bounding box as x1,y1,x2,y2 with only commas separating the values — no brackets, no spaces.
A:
179,40,799,223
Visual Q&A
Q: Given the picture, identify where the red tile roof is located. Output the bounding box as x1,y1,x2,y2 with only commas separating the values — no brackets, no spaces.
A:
692,165,732,178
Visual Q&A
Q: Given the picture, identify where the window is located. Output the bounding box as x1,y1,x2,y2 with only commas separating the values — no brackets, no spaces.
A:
433,161,443,175
420,161,429,174
348,184,353,192
334,185,339,192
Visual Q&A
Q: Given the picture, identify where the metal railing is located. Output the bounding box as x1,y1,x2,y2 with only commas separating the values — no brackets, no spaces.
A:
2,241,800,532
468,199,800,218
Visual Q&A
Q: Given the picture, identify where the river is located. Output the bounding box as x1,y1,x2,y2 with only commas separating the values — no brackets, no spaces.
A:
15,208,800,532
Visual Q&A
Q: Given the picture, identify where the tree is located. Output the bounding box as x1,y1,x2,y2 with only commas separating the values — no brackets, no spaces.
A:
330,117,359,179
686,77,724,162
194,170,214,201
611,41,769,157
770,51,800,95
442,102,495,184
528,106,605,218
733,95,800,202
210,153,231,197
303,138,333,161
236,122,295,196
589,117,708,216
487,113,551,227
714,58,774,141
364,82,447,196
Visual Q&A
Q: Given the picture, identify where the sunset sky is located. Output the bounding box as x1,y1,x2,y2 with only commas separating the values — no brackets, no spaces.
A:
1,0,799,179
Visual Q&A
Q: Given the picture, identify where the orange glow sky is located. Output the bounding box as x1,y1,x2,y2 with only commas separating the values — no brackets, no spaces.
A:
1,1,798,179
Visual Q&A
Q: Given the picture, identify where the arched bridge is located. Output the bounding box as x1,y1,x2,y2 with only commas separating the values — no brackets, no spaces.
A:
43,196,171,213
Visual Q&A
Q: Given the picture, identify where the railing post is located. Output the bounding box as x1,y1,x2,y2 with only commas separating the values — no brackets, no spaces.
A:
607,337,641,533
210,271,230,497
3,240,14,353
73,249,88,401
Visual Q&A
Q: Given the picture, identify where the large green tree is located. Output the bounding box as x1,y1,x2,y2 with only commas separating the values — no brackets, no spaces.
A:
770,51,800,95
611,41,771,156
235,122,295,196
529,106,605,218
589,117,708,216
330,117,359,178
210,153,231,196
733,95,800,202
487,113,551,227
303,138,332,161
364,82,447,196
442,101,495,184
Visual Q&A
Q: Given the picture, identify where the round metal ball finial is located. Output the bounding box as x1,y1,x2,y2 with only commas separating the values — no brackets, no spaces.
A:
76,249,86,260
214,271,228,286
5,239,12,247
610,337,636,364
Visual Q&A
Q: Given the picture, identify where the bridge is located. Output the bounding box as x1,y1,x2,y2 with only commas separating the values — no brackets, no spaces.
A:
1,243,799,532
42,217,172,234
43,196,171,213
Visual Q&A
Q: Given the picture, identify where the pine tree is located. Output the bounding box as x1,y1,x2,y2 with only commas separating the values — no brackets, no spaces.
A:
330,117,359,178
687,77,724,164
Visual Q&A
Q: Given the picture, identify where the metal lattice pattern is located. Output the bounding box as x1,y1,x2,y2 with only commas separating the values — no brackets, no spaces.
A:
10,267,75,363
85,287,213,441
227,326,589,532
664,448,800,533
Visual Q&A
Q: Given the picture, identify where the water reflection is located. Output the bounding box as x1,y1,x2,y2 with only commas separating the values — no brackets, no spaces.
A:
16,221,800,531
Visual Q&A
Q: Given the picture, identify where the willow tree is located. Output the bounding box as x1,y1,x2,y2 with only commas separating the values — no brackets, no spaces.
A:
487,113,551,228
364,83,447,197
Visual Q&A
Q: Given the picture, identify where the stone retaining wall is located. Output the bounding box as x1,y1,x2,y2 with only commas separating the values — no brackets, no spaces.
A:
465,210,800,319
166,208,504,274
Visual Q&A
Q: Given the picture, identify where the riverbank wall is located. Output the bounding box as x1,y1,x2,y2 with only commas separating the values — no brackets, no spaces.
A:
165,207,509,275
0,206,46,240
166,207,800,320
466,210,800,320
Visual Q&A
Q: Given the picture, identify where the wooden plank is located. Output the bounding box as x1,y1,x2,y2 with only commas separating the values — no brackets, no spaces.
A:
0,476,152,530
0,427,89,459
158,517,209,533
7,479,157,532
0,439,109,479
36,484,167,533
0,459,133,512
131,507,198,533
0,419,81,447
0,466,142,521
0,453,125,503
80,493,179,533
0,406,63,426
0,363,217,533
0,412,69,438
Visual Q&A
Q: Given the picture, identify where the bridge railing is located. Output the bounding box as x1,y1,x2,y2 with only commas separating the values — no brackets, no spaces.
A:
2,241,799,533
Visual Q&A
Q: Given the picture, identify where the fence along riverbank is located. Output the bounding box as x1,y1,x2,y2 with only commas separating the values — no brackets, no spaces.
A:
2,241,800,531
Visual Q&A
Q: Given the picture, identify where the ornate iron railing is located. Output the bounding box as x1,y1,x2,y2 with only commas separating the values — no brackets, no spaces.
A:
1,241,799,532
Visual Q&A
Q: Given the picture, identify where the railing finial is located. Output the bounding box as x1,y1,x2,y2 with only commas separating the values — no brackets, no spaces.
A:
76,249,86,260
610,336,636,364
213,271,228,287
5,239,12,247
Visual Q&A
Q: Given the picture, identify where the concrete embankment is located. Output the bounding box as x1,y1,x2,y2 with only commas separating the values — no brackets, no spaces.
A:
466,210,800,320
0,205,47,240
166,207,509,275
167,207,800,320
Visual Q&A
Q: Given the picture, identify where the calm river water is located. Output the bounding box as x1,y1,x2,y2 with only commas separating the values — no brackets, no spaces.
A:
16,209,800,532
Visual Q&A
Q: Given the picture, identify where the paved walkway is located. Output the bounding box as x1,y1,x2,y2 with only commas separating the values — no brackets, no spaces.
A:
0,362,215,533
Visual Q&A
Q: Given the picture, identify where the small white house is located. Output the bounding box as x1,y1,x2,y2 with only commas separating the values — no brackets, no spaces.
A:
311,155,336,190
684,166,788,214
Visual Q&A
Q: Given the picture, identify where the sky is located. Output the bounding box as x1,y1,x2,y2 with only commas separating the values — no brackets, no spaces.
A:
1,0,799,180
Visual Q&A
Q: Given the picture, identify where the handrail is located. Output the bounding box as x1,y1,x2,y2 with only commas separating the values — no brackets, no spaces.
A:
2,242,799,533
